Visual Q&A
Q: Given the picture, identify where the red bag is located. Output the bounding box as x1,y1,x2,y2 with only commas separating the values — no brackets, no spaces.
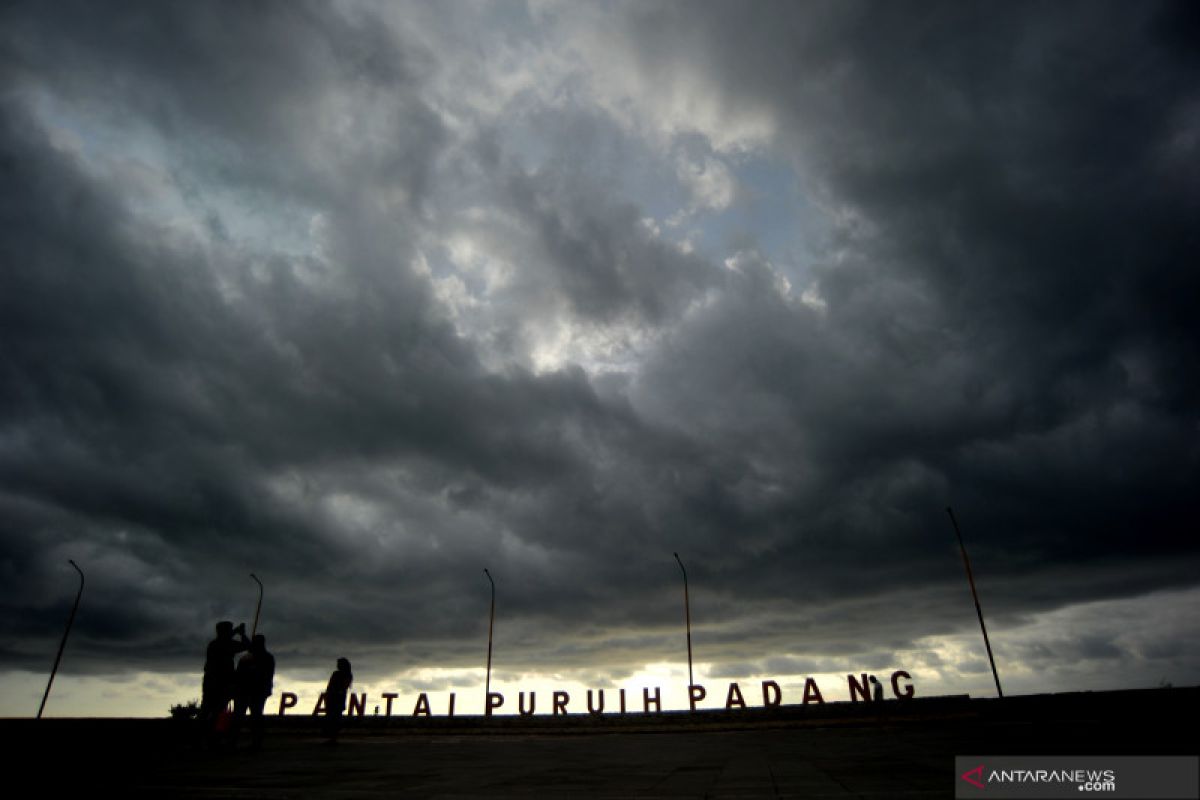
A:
214,704,234,733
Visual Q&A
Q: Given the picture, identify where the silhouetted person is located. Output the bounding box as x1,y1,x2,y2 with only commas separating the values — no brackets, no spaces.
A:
870,674,884,702
322,657,353,743
200,620,249,746
231,633,275,750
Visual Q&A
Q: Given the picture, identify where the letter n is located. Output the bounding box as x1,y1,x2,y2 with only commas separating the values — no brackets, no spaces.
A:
847,673,871,702
348,693,367,716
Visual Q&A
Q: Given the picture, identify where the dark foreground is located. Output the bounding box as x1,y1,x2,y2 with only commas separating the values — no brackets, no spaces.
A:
6,688,1196,798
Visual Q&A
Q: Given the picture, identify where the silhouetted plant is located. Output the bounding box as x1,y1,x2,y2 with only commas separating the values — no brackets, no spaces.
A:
169,699,200,720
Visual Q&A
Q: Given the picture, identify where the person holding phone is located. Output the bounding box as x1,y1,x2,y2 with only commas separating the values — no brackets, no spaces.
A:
199,620,249,747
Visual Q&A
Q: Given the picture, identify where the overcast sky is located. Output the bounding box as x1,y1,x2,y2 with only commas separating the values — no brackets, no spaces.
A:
3,0,1198,717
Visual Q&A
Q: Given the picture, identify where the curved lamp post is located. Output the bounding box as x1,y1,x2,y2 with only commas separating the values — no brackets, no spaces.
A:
673,552,694,689
250,573,263,637
483,568,495,709
38,560,85,719
946,506,1003,698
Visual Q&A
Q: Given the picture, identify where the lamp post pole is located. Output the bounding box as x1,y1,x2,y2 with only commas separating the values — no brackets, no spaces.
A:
673,552,694,689
484,568,495,709
38,560,85,719
946,506,1004,698
250,573,263,637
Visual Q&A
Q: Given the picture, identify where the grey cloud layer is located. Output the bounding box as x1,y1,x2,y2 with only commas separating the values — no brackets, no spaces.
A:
1,1,1197,690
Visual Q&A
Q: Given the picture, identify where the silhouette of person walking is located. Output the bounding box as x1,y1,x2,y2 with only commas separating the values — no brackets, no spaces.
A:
231,633,275,751
869,674,884,702
200,620,249,746
322,657,353,744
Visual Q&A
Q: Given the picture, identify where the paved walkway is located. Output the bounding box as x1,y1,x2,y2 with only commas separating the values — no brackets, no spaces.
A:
8,689,1193,798
138,726,953,798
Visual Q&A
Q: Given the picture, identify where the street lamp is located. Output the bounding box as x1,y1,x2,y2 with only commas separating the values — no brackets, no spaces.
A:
946,506,1004,698
673,552,694,689
250,573,263,637
38,560,85,719
484,568,495,709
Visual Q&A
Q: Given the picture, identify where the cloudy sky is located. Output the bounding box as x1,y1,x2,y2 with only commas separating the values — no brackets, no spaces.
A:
3,0,1198,717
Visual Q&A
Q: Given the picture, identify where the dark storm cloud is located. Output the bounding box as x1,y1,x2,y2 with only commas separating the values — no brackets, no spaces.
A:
0,1,653,675
2,0,434,203
617,0,1200,590
504,164,717,324
0,84,648,672
1,0,1198,695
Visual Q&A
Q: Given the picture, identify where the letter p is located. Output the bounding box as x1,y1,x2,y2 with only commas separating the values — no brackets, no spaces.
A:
278,692,298,716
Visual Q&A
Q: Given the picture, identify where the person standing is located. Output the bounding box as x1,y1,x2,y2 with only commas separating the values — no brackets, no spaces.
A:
200,620,249,746
232,634,275,751
322,657,353,744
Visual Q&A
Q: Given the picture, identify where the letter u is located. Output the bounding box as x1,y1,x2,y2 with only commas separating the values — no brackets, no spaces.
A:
519,691,536,716
587,689,605,715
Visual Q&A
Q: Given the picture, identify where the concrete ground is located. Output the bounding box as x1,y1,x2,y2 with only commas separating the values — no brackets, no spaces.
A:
7,688,1195,798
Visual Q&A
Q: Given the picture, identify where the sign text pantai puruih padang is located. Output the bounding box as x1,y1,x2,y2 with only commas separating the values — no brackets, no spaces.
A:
275,670,915,717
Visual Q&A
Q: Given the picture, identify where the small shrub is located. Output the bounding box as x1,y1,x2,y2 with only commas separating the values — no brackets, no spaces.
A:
170,699,200,720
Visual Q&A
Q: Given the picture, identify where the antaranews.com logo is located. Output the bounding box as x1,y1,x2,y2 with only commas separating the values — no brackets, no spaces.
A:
960,763,1115,792
954,756,1198,799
